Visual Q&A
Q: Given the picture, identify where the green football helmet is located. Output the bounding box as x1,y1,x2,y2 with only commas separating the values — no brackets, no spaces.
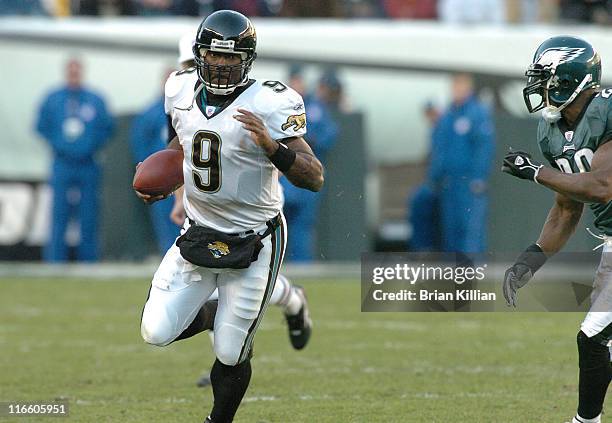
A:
523,35,601,114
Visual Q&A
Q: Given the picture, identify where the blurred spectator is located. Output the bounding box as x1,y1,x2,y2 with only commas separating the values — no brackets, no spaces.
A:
138,0,198,15
559,0,612,24
130,70,181,254
70,0,137,15
343,0,385,18
426,73,495,253
36,58,114,262
506,0,540,23
407,101,442,251
0,0,47,15
382,0,437,19
282,65,339,261
538,0,560,22
438,0,506,24
202,0,282,16
317,68,350,115
279,0,339,17
71,0,100,14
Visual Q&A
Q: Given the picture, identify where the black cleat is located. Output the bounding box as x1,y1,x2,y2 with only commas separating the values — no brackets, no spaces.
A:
284,285,312,350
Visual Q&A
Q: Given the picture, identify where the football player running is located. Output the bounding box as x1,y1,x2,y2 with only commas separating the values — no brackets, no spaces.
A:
136,10,323,423
502,36,611,423
171,30,314,389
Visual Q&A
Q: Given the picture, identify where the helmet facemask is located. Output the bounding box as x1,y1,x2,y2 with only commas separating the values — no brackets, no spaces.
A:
523,63,552,113
524,63,594,122
193,40,255,96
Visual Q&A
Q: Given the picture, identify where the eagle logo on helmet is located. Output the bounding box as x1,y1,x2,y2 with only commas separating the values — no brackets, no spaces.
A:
535,47,586,71
207,241,230,259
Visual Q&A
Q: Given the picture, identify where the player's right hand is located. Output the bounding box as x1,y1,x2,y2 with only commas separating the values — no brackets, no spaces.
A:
501,149,543,182
502,263,533,308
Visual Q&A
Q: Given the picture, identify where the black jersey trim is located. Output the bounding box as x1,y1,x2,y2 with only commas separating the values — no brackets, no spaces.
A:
194,79,256,120
166,114,176,144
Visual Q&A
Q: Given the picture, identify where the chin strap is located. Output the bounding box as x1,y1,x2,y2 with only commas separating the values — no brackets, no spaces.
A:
542,74,593,123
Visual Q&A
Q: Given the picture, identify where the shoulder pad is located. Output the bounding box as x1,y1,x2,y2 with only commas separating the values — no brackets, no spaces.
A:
253,80,307,140
165,69,198,99
252,80,304,115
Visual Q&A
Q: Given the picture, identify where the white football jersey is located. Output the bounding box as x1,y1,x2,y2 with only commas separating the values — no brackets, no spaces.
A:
164,70,307,233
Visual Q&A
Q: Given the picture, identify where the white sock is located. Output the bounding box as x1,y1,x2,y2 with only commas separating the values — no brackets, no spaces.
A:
269,274,303,315
574,414,601,423
270,274,291,305
284,288,303,315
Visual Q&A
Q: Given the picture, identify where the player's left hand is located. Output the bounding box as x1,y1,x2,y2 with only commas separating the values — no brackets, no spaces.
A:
134,161,171,204
502,244,547,307
501,149,544,182
234,109,277,155
135,190,170,205
502,263,533,307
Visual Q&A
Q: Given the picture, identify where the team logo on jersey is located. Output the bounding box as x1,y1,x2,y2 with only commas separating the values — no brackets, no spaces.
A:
281,113,306,132
205,105,217,117
207,241,230,259
564,131,574,142
535,47,586,71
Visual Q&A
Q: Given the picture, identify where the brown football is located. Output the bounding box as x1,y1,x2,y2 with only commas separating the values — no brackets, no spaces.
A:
133,149,184,196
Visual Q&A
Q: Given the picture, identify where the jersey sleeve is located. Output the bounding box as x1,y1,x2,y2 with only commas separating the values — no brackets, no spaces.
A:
600,94,612,147
163,70,182,116
265,87,307,141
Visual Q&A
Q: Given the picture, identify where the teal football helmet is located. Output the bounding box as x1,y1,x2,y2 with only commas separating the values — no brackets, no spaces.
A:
523,35,601,114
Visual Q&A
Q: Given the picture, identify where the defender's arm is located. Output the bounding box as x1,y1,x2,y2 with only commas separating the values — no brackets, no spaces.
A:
537,193,584,255
535,139,612,203
502,193,583,307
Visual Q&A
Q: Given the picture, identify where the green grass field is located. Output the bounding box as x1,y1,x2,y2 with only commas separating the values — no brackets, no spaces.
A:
0,277,605,422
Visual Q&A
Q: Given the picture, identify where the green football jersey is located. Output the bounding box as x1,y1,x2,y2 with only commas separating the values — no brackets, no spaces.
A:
537,90,612,235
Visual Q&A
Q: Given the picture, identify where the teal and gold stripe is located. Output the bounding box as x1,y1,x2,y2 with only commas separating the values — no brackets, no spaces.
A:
238,218,285,363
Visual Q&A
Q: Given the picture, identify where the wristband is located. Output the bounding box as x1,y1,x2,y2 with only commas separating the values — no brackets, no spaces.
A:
269,142,296,172
516,243,547,274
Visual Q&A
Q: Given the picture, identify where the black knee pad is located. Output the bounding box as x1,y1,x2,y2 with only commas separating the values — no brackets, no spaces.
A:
577,330,609,370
